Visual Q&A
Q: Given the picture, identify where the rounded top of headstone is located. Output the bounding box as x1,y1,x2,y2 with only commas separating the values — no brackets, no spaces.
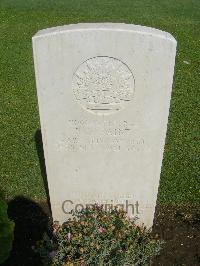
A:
33,23,177,45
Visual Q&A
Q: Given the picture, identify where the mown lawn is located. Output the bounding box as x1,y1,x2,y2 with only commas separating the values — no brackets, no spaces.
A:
0,0,199,203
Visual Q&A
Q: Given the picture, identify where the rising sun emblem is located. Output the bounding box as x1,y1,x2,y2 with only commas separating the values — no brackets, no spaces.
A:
72,56,135,115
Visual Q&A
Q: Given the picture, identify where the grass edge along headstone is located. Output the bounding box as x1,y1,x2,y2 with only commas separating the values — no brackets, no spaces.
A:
32,23,177,227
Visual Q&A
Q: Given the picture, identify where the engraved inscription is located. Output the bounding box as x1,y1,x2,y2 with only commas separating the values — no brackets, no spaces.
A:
72,57,135,115
57,137,144,152
56,119,145,152
70,192,134,200
67,119,134,136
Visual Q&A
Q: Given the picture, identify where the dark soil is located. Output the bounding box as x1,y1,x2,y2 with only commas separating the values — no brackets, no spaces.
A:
152,205,200,266
2,197,200,266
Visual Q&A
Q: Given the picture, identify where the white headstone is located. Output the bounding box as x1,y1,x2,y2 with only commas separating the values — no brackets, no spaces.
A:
33,23,176,227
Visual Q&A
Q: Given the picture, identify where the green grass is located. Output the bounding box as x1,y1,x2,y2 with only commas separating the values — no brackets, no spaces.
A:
0,0,199,203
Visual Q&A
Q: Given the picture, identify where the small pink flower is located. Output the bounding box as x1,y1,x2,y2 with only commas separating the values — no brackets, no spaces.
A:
125,214,131,221
97,227,106,234
67,232,72,240
92,213,97,219
96,203,103,210
49,250,56,259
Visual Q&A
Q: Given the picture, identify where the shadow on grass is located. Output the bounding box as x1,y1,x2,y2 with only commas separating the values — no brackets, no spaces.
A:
35,129,51,215
2,130,54,265
3,196,50,266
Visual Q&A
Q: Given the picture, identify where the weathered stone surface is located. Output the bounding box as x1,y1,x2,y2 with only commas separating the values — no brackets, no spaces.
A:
33,23,176,227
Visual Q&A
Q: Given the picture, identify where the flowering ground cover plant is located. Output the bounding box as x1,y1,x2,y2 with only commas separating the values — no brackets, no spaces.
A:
37,205,163,265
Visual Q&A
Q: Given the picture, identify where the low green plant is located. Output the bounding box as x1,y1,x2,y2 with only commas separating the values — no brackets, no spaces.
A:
37,205,163,265
0,192,14,264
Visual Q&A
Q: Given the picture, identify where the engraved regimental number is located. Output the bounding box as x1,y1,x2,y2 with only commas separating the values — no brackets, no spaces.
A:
72,57,135,115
